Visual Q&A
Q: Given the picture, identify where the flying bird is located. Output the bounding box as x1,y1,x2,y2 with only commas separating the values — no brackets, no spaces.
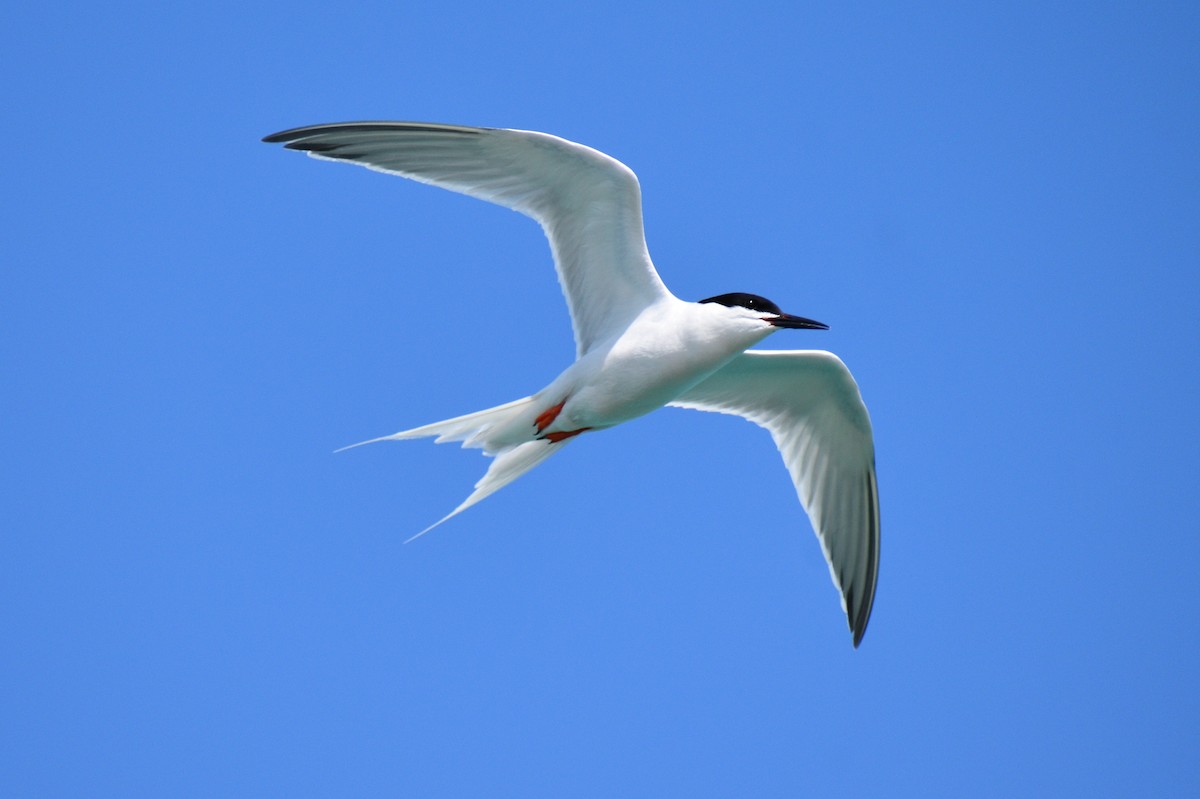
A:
263,121,880,646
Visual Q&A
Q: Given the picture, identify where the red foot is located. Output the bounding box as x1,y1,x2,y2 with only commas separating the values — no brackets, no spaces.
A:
534,399,566,433
542,427,591,443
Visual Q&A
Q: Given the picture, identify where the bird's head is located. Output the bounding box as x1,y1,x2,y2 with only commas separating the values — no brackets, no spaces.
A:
698,292,828,332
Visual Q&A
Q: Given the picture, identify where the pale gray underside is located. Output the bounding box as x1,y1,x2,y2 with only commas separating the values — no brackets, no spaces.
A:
263,122,671,356
671,349,880,646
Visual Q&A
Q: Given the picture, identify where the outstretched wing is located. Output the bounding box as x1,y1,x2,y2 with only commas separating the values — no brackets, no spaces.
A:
263,122,672,356
670,350,880,647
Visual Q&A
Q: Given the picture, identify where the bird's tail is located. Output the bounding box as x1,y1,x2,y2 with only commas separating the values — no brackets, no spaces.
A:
336,395,570,540
335,395,538,454
405,438,567,542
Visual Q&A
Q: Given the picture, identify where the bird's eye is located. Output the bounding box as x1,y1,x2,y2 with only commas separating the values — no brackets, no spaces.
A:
699,293,782,315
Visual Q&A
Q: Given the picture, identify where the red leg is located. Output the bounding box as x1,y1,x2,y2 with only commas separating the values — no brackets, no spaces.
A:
534,399,566,433
542,427,591,443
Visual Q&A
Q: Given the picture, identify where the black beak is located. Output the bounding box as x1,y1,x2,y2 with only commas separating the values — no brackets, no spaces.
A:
768,313,829,330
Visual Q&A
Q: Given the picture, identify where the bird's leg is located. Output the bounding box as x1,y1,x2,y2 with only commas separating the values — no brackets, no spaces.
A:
534,398,590,442
541,427,592,443
534,399,567,433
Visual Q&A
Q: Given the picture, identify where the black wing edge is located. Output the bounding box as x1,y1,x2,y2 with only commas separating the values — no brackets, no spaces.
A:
261,121,486,145
849,465,881,648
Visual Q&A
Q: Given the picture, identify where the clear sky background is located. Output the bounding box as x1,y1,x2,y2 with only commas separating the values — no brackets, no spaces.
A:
4,2,1198,796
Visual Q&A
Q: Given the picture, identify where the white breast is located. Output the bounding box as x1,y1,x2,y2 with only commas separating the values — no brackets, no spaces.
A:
556,301,773,429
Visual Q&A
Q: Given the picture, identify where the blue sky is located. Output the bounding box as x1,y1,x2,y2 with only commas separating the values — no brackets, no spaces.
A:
4,1,1198,795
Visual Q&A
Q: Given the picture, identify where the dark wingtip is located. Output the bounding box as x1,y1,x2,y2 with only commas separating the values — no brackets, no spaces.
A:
282,141,337,152
850,581,873,648
262,129,300,144
262,121,486,146
851,468,880,649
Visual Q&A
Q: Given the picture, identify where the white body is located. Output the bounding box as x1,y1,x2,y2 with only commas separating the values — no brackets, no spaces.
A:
265,121,881,647
505,299,772,443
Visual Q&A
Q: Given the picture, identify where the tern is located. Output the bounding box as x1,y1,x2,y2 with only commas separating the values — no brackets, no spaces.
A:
264,121,880,646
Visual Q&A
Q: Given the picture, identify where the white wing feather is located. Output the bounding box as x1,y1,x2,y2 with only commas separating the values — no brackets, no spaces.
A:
263,122,671,355
670,350,880,646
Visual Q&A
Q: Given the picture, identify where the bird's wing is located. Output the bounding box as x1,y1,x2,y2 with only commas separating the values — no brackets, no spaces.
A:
669,350,880,647
263,122,672,356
